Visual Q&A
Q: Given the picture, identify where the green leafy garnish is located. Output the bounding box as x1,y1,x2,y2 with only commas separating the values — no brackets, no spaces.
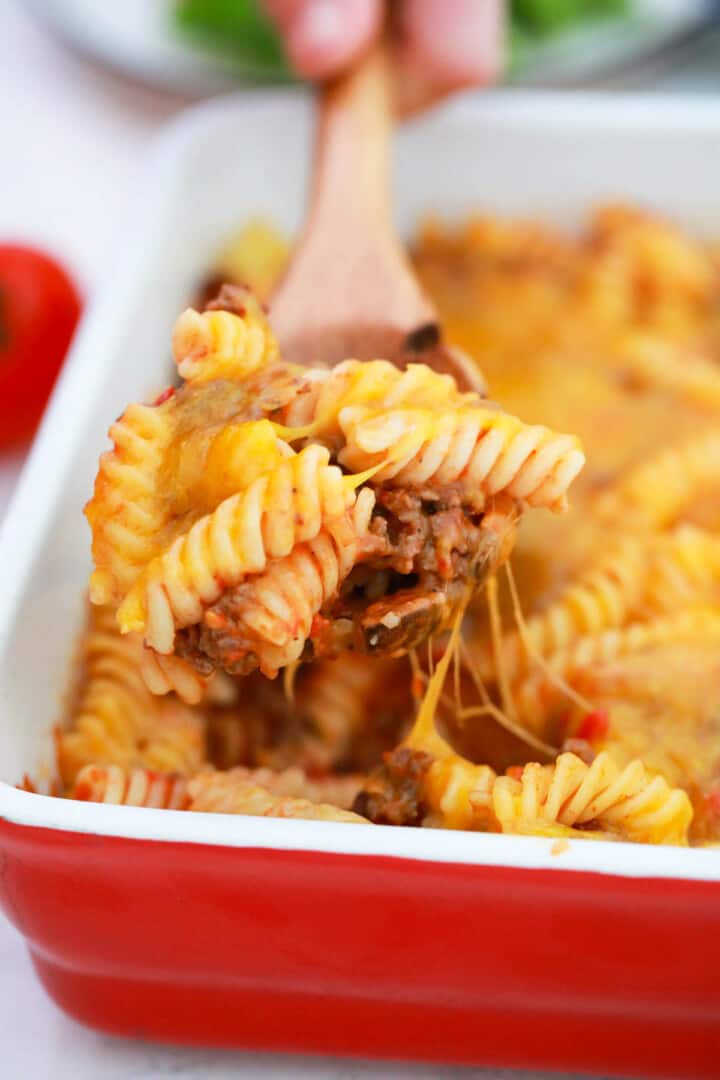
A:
173,0,630,78
175,0,292,77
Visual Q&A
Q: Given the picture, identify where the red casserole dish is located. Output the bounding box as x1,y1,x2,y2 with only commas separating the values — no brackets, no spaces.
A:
1,93,720,1076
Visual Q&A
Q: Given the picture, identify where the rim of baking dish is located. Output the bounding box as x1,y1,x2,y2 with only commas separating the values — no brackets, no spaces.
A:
2,91,720,881
1,783,719,881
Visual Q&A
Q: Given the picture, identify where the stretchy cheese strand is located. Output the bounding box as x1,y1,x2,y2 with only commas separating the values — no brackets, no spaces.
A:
406,604,497,830
475,538,646,681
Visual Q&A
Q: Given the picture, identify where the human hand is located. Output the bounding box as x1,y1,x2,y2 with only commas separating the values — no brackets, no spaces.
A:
263,0,504,113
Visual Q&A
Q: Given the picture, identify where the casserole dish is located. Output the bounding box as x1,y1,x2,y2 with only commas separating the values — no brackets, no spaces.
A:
1,92,720,1077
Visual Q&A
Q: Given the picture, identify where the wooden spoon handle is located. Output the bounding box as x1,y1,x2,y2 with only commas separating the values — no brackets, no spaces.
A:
306,42,394,247
270,41,437,367
268,41,485,393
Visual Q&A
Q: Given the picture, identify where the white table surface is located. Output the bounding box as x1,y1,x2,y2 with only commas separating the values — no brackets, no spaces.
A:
4,2,717,1076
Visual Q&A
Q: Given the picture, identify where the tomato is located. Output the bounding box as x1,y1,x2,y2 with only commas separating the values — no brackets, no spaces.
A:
0,245,82,445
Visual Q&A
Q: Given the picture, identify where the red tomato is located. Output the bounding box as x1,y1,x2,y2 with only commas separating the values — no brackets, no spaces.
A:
0,245,81,445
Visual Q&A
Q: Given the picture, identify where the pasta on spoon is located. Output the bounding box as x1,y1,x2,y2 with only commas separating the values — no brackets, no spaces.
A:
86,286,584,702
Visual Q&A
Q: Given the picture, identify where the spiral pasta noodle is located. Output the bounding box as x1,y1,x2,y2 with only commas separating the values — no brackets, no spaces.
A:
72,762,363,819
476,538,647,682
191,492,375,679
186,770,368,822
287,653,411,772
87,290,294,609
422,754,498,831
296,654,386,770
87,403,175,605
339,405,585,511
280,358,472,434
483,752,692,845
172,294,278,384
514,607,720,731
139,646,211,706
117,444,364,652
87,412,289,608
199,765,363,810
58,605,206,786
72,764,190,809
620,334,720,412
643,526,720,615
587,204,716,308
594,428,720,529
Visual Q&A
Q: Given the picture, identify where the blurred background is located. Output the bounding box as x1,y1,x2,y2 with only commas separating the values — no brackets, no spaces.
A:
2,0,720,509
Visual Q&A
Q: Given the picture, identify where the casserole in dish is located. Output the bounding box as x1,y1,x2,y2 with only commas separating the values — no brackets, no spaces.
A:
1,92,719,1077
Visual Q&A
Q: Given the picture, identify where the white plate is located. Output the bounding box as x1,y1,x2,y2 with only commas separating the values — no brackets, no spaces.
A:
1,91,720,883
24,0,719,95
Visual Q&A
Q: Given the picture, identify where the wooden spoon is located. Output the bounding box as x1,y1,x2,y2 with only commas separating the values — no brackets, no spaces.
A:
269,44,484,393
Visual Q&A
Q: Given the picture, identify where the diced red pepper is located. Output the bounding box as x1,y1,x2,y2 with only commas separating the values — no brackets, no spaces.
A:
576,709,610,743
152,386,175,406
706,786,720,817
310,613,331,639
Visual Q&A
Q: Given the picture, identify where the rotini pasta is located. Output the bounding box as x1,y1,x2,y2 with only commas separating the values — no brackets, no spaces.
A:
620,333,720,412
289,653,412,772
50,205,720,852
594,429,720,530
193,765,363,809
72,764,190,809
117,444,363,650
642,526,720,615
339,405,584,511
280,358,473,435
176,495,375,679
172,292,278,384
139,646,211,706
473,537,646,681
186,770,368,822
86,402,175,605
482,752,692,845
58,605,206,787
85,280,589,692
513,608,720,733
86,288,305,607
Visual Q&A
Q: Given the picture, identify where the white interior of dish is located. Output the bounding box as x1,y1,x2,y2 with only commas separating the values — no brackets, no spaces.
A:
1,91,720,881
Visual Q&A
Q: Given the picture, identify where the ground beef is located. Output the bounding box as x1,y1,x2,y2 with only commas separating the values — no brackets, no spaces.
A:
176,608,260,679
352,746,434,826
175,487,514,677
